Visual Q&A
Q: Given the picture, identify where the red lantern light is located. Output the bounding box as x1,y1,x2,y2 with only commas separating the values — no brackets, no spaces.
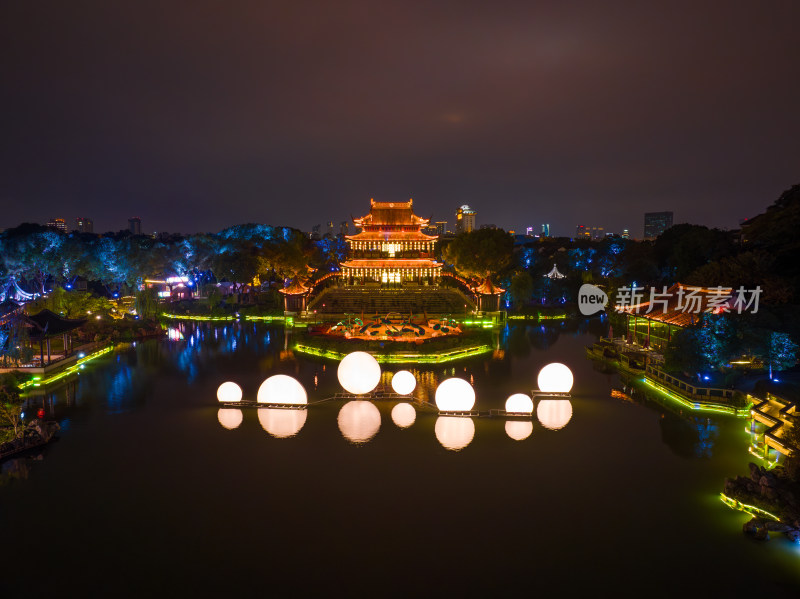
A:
37,408,45,419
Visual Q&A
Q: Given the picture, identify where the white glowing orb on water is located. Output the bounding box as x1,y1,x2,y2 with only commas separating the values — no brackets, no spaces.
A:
536,399,573,430
258,408,307,438
257,375,308,405
391,402,416,428
338,400,381,443
391,370,417,395
435,416,475,451
537,363,574,393
338,351,381,395
505,393,533,414
505,420,533,441
217,408,243,430
216,381,243,403
435,378,476,412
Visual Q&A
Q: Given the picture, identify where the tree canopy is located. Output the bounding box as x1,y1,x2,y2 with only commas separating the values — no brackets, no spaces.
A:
442,228,513,281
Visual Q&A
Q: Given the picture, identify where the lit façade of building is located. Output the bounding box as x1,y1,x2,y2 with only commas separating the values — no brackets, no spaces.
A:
340,199,443,284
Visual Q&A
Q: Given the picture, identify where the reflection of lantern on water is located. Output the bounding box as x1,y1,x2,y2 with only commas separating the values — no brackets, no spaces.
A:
167,328,184,341
391,402,416,428
391,370,417,395
435,416,475,451
258,408,307,438
537,363,574,393
338,351,381,395
218,408,243,430
257,375,307,405
505,420,533,441
435,378,476,412
505,393,533,414
536,399,573,430
217,381,243,403
338,400,381,443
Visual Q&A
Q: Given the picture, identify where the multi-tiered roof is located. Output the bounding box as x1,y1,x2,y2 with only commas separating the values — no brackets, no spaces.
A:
340,199,442,283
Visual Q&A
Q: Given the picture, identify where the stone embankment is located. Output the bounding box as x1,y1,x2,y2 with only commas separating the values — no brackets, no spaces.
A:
724,463,800,543
0,420,60,460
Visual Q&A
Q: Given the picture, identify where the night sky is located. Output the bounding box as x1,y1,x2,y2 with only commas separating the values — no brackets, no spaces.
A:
2,1,798,237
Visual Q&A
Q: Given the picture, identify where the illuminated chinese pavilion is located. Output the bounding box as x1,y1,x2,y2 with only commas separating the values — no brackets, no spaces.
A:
341,199,442,284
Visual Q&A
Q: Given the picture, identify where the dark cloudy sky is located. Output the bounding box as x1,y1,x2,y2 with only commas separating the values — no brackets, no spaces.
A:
2,0,798,237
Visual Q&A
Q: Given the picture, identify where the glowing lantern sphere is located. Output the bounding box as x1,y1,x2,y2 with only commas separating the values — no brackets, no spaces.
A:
505,393,533,414
258,408,307,438
537,363,574,393
338,352,381,395
257,375,308,405
435,378,476,412
338,400,381,443
217,381,243,403
391,402,416,428
536,399,573,430
435,416,475,451
505,420,533,441
391,370,417,395
217,408,243,430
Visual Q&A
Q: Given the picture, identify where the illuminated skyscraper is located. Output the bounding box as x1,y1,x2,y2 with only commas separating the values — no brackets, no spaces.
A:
434,221,448,236
128,217,142,235
541,223,550,237
75,217,93,233
455,205,476,233
47,217,66,232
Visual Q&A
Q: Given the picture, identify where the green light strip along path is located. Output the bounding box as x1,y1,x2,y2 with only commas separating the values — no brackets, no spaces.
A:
161,313,237,322
719,493,780,521
294,343,493,364
17,345,114,390
640,377,751,418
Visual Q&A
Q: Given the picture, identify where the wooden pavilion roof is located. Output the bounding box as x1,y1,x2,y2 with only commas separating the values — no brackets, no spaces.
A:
352,199,430,228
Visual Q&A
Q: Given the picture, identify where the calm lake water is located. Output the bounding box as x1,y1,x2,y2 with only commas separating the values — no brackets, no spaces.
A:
2,321,799,597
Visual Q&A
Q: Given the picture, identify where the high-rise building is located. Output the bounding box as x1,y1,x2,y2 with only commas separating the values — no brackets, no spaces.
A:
311,224,321,240
326,221,334,238
591,226,605,240
339,221,349,237
47,218,67,232
541,223,550,237
75,217,93,233
525,226,534,236
455,205,476,233
434,221,448,236
128,217,142,235
621,229,630,239
575,225,590,239
643,211,673,240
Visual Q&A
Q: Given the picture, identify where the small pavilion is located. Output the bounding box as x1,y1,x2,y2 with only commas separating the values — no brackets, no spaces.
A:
24,309,87,366
279,279,313,313
473,278,505,312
